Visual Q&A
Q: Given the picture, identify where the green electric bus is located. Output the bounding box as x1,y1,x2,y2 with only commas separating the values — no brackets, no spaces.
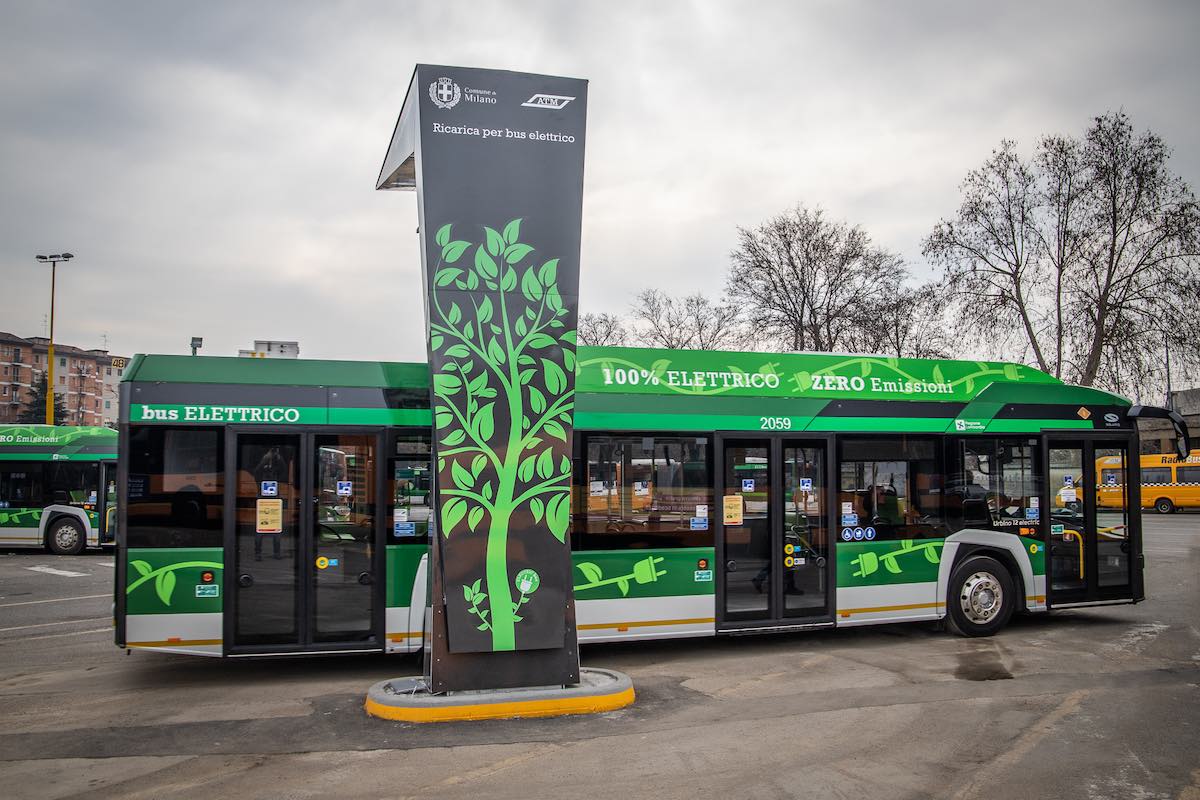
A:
0,425,119,554
114,347,1163,656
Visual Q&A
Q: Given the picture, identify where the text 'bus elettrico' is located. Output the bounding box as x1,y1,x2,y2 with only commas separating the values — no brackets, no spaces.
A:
112,346,1183,656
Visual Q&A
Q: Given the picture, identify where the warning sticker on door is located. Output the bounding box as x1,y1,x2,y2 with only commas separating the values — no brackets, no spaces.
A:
723,495,744,526
256,498,283,533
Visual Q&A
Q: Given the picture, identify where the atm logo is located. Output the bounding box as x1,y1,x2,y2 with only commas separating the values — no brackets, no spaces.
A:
522,93,574,110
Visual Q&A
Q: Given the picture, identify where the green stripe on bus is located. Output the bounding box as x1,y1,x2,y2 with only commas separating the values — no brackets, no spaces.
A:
0,452,117,461
130,404,433,427
328,408,432,426
836,539,946,588
571,547,715,600
982,419,1093,433
576,412,816,432
0,508,43,527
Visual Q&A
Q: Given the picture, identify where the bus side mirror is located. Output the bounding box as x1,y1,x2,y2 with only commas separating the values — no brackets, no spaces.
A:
1128,405,1193,460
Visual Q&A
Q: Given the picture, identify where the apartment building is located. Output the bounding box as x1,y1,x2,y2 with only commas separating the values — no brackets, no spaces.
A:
0,332,128,427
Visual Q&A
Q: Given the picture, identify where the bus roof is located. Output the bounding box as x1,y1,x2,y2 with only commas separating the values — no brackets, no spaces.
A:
122,347,1132,436
0,425,117,461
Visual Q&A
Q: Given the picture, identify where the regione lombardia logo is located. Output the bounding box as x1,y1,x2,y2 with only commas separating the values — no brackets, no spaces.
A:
429,77,461,109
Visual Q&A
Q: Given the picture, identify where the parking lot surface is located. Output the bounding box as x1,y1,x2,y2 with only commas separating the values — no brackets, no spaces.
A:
1,516,1197,799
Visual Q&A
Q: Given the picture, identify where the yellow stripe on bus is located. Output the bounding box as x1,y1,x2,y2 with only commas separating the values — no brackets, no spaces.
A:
578,617,715,631
387,631,423,642
839,602,943,618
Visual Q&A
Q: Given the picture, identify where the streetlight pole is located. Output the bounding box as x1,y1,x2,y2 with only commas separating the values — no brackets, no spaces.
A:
35,253,74,425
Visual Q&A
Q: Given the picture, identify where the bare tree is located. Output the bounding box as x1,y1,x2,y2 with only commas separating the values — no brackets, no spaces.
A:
728,204,943,357
874,284,953,360
1074,113,1200,387
577,312,629,347
925,111,1200,390
629,289,745,350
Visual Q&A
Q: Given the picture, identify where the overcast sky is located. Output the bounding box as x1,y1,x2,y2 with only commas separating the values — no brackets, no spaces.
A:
3,1,1198,365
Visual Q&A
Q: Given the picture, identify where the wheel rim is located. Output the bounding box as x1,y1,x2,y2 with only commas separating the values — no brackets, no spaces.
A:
54,525,80,551
959,571,1003,624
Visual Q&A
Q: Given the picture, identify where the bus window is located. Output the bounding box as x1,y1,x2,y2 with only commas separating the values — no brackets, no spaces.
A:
1141,467,1172,485
1178,466,1200,484
0,465,43,507
574,435,712,550
389,434,432,540
948,439,1041,535
839,437,944,540
126,426,225,548
44,462,99,506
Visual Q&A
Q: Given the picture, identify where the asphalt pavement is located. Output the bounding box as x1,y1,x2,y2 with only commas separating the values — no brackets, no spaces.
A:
0,516,1197,799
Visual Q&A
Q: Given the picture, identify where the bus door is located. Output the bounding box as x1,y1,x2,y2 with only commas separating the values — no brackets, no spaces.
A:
717,435,833,630
228,430,383,653
98,460,117,544
1045,435,1143,606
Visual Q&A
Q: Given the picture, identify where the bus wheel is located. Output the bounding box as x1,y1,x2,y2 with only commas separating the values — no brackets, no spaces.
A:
47,518,85,555
1154,498,1175,514
947,556,1014,637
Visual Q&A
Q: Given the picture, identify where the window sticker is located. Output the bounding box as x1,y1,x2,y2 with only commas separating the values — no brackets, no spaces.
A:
256,499,283,533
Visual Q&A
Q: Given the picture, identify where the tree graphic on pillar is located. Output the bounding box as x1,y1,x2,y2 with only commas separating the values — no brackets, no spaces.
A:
429,218,576,652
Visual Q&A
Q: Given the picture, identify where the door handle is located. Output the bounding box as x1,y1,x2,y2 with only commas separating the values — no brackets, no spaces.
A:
726,560,737,572
238,574,254,588
357,571,373,586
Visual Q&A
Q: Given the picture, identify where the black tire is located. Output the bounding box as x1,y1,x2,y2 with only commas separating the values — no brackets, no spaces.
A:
1154,497,1175,514
47,517,86,555
946,555,1015,637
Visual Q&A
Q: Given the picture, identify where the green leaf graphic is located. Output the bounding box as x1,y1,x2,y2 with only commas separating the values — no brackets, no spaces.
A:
441,497,467,537
543,360,567,394
577,562,603,584
451,459,473,490
537,258,558,286
484,226,505,257
155,570,176,607
468,505,485,532
476,403,495,440
435,268,463,287
475,245,499,278
529,385,546,414
547,492,570,542
506,243,534,264
502,218,522,244
442,241,471,263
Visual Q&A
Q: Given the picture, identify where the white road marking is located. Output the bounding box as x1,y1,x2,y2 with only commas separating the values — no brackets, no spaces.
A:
0,616,109,633
95,560,115,568
25,565,88,578
21,627,111,642
0,593,109,609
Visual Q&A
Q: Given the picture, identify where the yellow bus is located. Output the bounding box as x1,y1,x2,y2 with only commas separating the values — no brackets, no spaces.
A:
1095,450,1200,514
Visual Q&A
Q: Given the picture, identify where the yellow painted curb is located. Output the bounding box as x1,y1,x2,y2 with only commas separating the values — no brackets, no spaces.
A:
364,685,635,723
